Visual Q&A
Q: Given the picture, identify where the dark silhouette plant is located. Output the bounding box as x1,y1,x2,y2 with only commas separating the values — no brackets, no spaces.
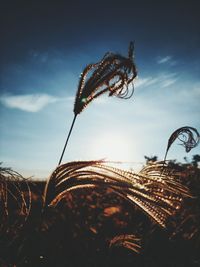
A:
0,164,31,248
44,160,190,228
163,126,200,163
58,42,137,165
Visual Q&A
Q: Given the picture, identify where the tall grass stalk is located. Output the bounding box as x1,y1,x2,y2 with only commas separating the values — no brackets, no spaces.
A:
164,126,200,162
58,114,77,165
58,42,137,165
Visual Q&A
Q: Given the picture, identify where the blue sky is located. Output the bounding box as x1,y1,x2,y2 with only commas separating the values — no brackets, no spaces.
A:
0,1,200,178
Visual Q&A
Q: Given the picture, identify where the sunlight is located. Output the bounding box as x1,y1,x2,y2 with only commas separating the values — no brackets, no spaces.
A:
89,132,133,162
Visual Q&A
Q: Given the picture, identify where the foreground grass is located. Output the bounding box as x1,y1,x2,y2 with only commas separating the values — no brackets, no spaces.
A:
0,160,200,267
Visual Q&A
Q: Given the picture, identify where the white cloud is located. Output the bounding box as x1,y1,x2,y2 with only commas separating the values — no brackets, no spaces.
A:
157,56,177,66
157,56,172,64
174,84,200,102
0,93,59,112
135,76,158,87
29,50,49,63
161,79,175,87
135,72,177,89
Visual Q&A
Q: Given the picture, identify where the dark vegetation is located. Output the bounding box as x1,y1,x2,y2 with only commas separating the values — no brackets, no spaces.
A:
0,156,200,267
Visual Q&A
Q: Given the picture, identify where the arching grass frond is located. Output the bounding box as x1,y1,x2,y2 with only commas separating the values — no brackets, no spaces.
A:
74,42,137,115
58,42,137,165
44,160,191,228
164,126,200,163
109,234,141,254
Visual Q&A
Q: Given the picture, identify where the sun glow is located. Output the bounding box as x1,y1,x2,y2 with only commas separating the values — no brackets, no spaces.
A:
89,132,133,162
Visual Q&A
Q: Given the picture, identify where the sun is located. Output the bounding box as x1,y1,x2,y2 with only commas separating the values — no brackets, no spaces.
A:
89,132,133,162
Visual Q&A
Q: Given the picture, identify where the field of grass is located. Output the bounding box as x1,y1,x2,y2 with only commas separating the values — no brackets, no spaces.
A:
0,158,200,267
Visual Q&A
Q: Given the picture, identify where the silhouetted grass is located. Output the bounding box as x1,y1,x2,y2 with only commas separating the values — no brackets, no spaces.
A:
0,159,200,267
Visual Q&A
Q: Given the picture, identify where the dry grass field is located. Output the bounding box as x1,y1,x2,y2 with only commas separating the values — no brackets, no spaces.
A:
0,157,200,267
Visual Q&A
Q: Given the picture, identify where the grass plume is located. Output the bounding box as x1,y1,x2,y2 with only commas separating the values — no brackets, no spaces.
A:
58,42,137,165
44,160,190,228
109,234,141,254
0,164,31,246
163,126,200,163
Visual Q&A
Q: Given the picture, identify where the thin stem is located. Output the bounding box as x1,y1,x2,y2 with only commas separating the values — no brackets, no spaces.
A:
58,114,77,165
161,148,169,174
163,148,168,163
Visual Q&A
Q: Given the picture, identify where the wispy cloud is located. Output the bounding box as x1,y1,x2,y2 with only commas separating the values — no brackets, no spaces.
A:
157,56,177,66
175,83,200,102
157,56,172,64
135,76,158,87
0,93,59,112
135,72,178,89
29,50,49,63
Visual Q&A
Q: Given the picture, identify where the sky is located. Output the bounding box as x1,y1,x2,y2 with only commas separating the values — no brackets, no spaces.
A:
0,0,200,179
